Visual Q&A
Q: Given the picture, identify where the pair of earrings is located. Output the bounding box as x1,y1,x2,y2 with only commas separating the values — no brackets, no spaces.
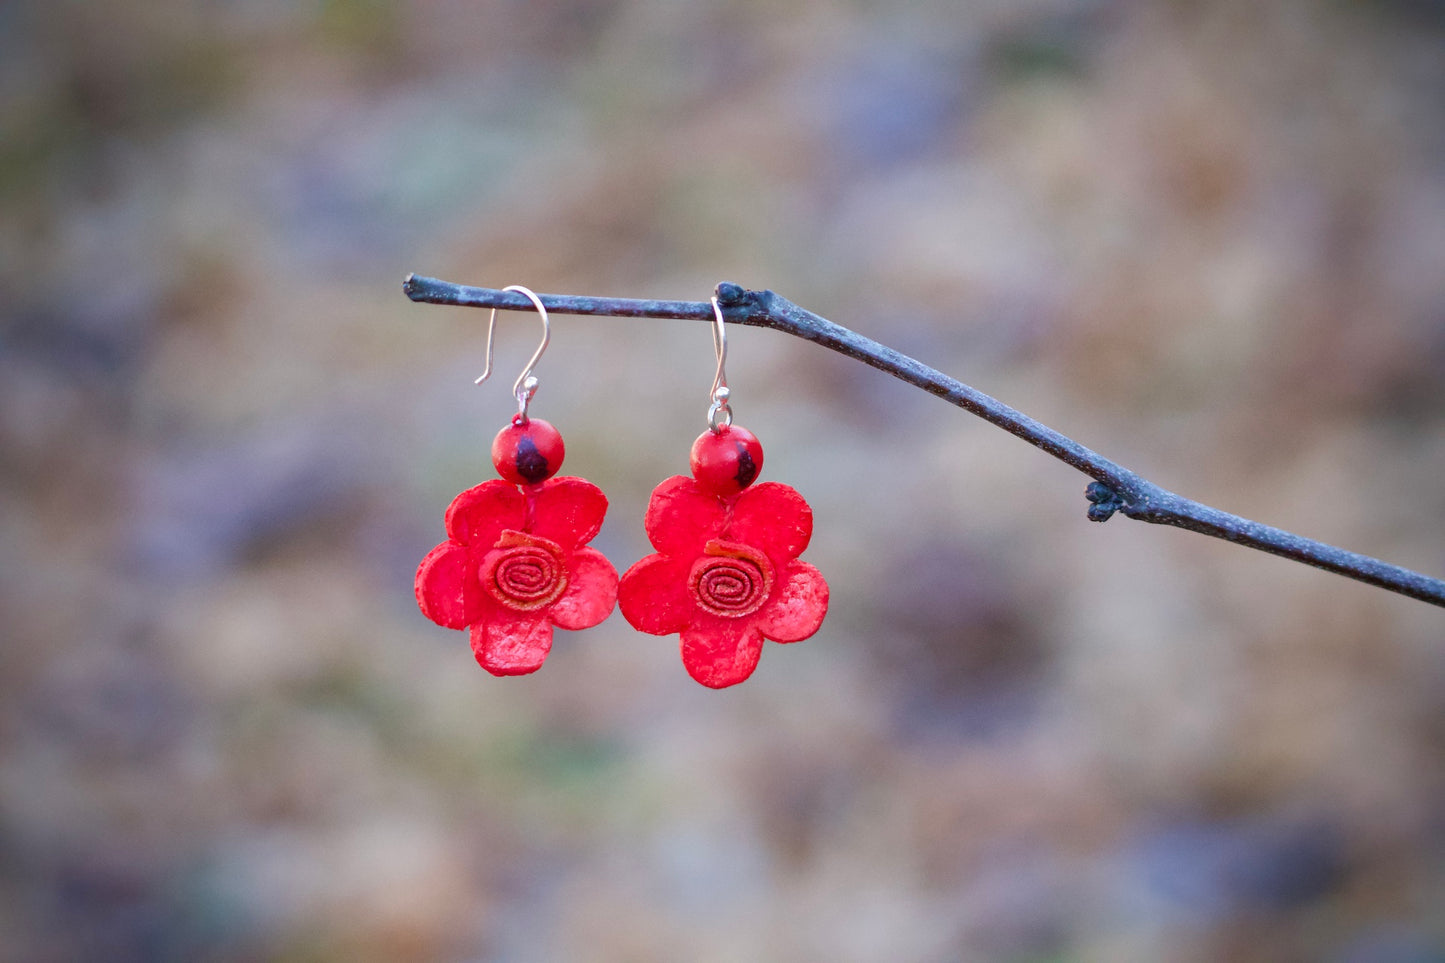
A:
414,286,829,689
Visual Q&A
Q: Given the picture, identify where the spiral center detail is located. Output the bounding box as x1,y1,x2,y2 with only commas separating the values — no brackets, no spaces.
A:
688,539,774,619
482,531,569,611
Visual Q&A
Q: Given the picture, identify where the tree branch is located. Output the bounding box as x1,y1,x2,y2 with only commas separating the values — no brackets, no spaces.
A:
404,273,1445,608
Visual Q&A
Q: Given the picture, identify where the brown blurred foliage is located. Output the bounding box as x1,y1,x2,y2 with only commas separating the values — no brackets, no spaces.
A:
2,1,1444,960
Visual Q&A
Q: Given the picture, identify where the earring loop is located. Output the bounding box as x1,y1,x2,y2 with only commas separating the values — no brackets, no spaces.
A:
707,296,732,432
476,285,550,422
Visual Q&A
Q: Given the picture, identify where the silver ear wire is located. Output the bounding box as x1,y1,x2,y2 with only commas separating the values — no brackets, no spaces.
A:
707,296,732,432
476,285,550,422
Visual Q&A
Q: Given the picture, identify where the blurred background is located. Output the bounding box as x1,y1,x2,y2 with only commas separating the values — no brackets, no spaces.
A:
3,1,1445,960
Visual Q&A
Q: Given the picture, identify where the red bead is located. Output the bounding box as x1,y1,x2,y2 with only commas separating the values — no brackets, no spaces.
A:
690,426,764,497
492,418,564,485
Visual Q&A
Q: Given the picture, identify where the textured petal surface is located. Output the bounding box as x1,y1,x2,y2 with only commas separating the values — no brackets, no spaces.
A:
470,611,553,676
550,546,619,630
680,622,764,689
617,553,695,636
529,476,609,550
728,481,813,561
757,559,829,643
644,476,727,555
415,541,481,629
445,480,524,547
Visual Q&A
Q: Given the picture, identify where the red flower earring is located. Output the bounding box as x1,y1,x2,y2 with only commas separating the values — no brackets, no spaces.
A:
618,295,829,688
415,286,618,676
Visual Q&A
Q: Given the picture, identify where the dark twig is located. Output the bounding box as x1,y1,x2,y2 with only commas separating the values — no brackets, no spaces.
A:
404,273,1445,608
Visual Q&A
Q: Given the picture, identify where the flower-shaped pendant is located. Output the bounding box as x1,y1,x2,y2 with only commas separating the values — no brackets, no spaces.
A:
619,427,828,688
415,420,618,675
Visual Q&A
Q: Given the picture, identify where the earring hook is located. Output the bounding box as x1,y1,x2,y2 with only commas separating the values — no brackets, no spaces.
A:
476,285,550,422
707,296,732,432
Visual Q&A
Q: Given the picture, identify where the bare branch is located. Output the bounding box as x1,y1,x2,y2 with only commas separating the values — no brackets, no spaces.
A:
404,273,1445,608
